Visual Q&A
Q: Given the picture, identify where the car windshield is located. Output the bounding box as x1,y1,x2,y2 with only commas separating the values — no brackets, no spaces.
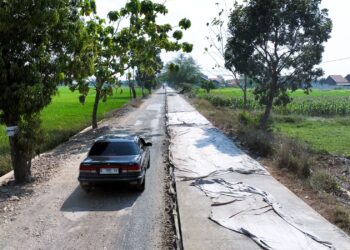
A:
89,141,139,156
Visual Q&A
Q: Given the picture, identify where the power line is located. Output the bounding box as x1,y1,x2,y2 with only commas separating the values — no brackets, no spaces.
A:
321,56,350,64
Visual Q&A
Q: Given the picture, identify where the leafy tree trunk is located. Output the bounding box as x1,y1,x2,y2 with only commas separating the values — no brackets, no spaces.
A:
92,89,100,129
259,99,273,129
141,84,145,98
259,79,276,129
131,85,137,99
243,77,248,109
128,81,137,99
9,134,31,183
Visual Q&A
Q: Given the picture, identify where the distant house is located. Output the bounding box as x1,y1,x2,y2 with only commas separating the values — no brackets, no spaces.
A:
345,74,350,82
226,79,239,87
324,75,349,85
200,73,209,81
208,77,225,88
209,77,220,84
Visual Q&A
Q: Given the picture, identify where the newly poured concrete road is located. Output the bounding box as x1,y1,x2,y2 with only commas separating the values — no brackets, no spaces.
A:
166,88,350,250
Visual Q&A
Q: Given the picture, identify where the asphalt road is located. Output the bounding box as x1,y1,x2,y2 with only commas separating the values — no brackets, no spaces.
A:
0,89,170,250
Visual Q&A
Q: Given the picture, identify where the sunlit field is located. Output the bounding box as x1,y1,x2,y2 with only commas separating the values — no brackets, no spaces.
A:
0,87,144,175
198,87,350,156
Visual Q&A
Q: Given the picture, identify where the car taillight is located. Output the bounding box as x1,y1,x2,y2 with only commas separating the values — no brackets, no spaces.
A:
125,164,141,173
79,164,97,173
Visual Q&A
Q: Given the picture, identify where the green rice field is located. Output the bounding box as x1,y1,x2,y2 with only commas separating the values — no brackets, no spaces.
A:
0,87,144,175
198,87,350,156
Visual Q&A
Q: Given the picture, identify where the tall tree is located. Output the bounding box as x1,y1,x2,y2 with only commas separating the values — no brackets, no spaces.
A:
225,0,332,128
75,0,192,129
161,54,202,86
201,80,216,93
126,0,192,98
71,15,126,129
0,0,95,183
135,47,163,96
205,1,249,106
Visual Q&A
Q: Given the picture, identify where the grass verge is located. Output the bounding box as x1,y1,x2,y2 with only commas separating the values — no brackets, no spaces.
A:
0,87,145,175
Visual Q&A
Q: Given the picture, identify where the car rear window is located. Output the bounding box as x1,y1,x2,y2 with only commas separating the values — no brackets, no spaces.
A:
89,141,140,156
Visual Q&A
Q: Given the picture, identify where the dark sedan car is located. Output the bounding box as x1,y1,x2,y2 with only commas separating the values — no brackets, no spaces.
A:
78,135,152,192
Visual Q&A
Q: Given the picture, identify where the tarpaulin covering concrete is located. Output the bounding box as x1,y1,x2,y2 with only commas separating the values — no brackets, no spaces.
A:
166,88,340,250
168,126,267,179
167,91,267,179
194,178,334,250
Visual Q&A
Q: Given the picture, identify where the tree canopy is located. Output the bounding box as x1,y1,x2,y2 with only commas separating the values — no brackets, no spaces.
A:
74,0,192,129
0,0,95,182
225,0,332,128
161,54,202,86
135,47,163,95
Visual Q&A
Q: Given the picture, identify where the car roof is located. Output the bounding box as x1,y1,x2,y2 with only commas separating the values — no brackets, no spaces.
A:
95,134,139,143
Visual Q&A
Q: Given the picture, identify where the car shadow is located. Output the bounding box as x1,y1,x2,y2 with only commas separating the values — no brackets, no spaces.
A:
60,183,141,212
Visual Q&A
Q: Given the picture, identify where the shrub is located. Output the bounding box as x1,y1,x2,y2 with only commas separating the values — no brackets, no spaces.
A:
0,155,11,176
333,206,350,233
178,83,194,94
309,170,343,196
238,128,274,157
204,95,232,107
238,111,256,126
275,138,312,178
272,114,304,124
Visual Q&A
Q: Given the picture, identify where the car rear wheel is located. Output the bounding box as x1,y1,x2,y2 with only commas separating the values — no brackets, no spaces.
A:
136,176,146,192
80,182,92,192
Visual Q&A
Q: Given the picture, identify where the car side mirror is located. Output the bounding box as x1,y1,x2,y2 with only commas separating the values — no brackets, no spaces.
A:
145,142,152,147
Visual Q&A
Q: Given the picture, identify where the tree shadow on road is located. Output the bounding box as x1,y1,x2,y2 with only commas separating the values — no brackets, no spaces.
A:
194,127,243,157
60,183,141,212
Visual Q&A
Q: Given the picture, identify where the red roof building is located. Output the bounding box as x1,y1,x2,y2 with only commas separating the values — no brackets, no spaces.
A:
324,75,349,85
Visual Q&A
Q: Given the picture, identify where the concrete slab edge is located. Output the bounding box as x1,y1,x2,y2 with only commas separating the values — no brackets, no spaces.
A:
165,89,183,250
0,170,14,186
